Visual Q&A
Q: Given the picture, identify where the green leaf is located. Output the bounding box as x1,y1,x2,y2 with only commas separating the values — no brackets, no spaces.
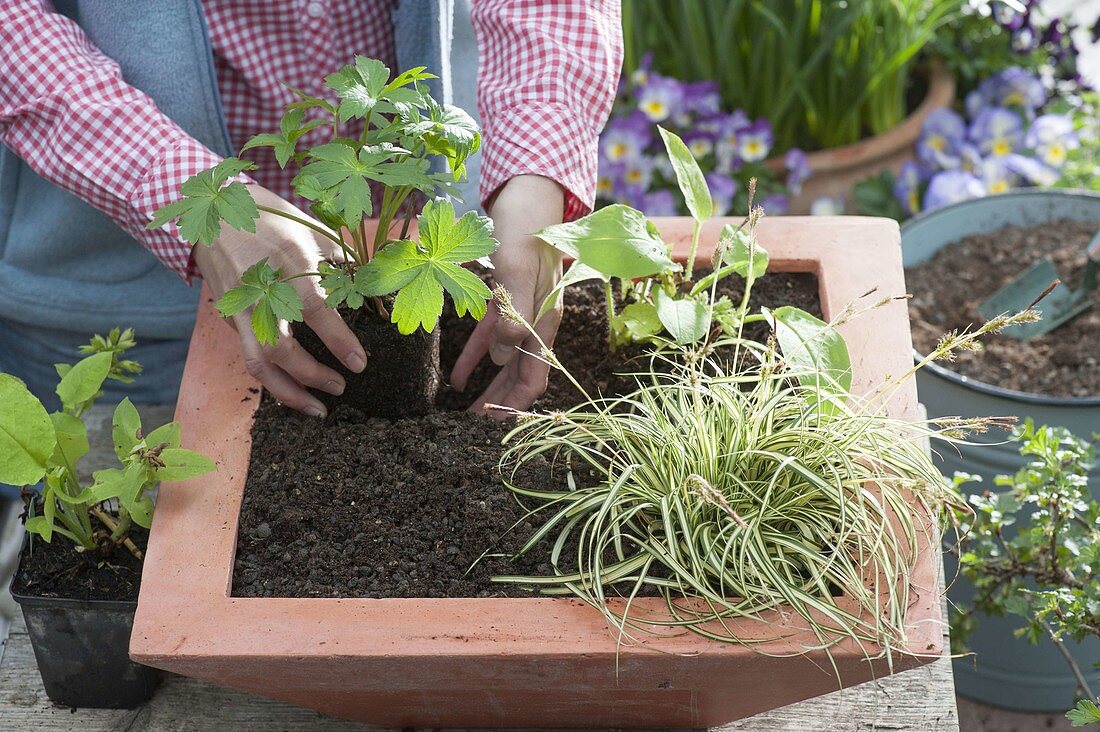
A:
241,109,328,168
216,260,303,346
145,421,181,449
156,448,216,483
617,300,663,341
537,262,607,322
357,199,499,334
767,306,852,399
147,158,259,246
1067,699,1100,727
111,398,142,461
24,515,53,542
49,412,88,467
658,127,713,223
129,496,155,530
56,351,113,413
435,261,493,320
720,224,769,279
417,198,497,262
300,143,412,226
422,100,481,177
90,463,144,507
391,268,445,335
0,374,56,486
326,56,391,122
653,288,710,345
318,262,362,309
535,205,675,280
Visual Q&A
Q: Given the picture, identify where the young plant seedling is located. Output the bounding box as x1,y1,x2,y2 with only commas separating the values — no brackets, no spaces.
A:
0,329,214,558
148,56,498,346
534,127,821,356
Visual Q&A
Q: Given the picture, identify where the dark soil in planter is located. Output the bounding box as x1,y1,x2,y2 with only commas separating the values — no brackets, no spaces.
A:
233,272,821,598
906,219,1100,397
297,305,440,418
11,527,148,602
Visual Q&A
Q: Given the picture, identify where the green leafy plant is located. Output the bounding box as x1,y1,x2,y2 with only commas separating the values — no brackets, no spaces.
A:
947,421,1100,726
621,0,959,151
0,329,214,558
537,126,823,353
486,208,1039,668
148,57,497,344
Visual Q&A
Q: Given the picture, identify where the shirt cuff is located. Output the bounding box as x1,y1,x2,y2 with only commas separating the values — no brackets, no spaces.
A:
479,102,598,223
126,137,227,283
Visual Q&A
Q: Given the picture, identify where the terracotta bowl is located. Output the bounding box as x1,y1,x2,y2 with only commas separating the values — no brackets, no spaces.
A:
131,216,943,728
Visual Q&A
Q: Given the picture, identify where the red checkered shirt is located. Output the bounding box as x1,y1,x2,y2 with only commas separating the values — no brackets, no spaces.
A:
0,0,622,281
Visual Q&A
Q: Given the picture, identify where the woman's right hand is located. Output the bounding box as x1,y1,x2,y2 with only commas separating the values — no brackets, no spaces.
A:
191,185,366,417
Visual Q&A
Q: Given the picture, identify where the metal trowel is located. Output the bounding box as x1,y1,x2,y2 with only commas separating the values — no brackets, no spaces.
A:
977,229,1100,341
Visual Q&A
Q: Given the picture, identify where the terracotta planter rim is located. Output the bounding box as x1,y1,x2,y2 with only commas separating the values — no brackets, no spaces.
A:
131,216,942,727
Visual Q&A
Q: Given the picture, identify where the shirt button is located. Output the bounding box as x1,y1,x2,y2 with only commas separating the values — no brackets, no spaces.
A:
306,1,325,18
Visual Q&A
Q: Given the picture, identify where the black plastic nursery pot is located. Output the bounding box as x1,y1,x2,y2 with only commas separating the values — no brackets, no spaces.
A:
10,548,158,709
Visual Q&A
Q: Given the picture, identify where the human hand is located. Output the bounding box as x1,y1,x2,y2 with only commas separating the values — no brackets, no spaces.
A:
191,185,366,417
450,175,565,417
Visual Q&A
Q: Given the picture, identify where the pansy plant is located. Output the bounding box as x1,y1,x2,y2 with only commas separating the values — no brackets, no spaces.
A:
148,57,498,344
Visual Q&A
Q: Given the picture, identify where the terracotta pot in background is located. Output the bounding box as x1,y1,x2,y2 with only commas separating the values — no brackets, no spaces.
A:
131,217,943,729
769,61,956,215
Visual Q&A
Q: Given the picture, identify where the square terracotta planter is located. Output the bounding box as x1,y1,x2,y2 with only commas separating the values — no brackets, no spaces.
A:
131,216,943,729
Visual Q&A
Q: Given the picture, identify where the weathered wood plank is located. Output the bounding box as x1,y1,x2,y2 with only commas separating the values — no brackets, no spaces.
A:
1,610,957,731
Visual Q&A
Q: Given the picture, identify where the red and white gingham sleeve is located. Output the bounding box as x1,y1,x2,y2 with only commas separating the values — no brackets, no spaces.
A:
0,0,224,281
471,0,623,222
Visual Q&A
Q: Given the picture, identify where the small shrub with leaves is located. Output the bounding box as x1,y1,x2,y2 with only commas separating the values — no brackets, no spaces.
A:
948,421,1100,727
148,56,498,345
0,329,214,558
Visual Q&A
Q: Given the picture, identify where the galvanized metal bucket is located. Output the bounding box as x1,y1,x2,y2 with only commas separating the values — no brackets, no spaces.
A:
901,189,1100,712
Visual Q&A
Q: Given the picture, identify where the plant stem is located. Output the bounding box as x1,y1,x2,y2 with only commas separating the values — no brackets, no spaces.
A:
92,507,143,560
1044,619,1096,700
605,280,617,351
255,205,342,246
686,220,702,280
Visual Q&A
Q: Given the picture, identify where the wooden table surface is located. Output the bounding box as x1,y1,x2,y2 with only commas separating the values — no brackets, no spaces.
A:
0,610,958,732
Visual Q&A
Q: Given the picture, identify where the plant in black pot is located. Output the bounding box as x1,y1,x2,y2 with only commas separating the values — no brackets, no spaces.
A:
1,329,214,708
149,57,498,418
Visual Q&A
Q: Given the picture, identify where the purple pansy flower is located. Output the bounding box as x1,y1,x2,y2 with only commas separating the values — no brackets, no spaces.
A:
683,129,716,160
759,193,789,216
967,67,1046,116
1025,113,1079,167
979,156,1017,194
737,119,773,163
893,161,926,216
705,172,737,216
630,51,654,88
640,189,679,217
969,107,1024,157
636,72,684,122
713,110,751,173
785,148,811,196
917,108,966,170
673,80,721,126
599,111,652,163
923,170,986,212
595,159,623,200
616,154,656,196
1004,153,1060,186
958,141,985,174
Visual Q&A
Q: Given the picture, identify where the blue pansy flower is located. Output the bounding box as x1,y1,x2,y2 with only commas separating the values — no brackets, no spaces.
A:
969,107,1024,157
923,170,986,211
